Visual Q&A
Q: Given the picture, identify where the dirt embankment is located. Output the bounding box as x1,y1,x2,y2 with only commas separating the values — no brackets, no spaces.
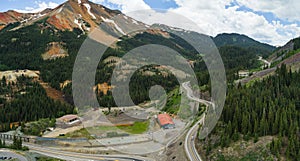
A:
38,80,66,103
42,42,68,60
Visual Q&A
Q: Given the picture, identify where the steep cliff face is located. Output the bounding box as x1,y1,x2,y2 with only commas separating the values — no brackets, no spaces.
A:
0,0,148,38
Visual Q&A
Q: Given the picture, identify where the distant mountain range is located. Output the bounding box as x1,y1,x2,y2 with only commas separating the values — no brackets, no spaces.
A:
0,0,294,92
0,0,275,49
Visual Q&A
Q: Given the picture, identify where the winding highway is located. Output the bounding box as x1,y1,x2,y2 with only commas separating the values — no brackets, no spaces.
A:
182,81,215,161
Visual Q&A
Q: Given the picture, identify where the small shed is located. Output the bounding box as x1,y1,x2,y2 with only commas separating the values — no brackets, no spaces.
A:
238,70,250,77
56,114,81,128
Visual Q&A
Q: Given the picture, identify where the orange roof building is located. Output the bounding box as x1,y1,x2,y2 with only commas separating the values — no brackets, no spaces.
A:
157,113,175,129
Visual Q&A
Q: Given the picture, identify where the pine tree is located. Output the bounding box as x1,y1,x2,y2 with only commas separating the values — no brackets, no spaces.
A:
253,133,258,143
232,130,239,142
241,115,248,134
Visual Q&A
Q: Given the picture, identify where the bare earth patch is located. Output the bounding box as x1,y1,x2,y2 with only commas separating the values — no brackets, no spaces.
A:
201,136,277,160
42,42,68,60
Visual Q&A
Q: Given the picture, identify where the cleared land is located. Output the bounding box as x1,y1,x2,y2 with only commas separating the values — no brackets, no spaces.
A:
60,120,149,139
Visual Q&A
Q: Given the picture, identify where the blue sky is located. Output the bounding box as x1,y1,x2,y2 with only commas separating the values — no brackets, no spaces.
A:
0,0,63,11
0,0,179,11
0,0,299,46
143,0,178,9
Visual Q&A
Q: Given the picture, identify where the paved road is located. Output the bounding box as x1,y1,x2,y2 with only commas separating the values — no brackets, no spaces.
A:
182,82,214,109
258,56,271,68
0,149,28,161
4,140,151,161
27,143,151,161
182,82,215,161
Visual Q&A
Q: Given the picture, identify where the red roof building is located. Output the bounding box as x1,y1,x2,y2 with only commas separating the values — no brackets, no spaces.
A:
157,113,175,129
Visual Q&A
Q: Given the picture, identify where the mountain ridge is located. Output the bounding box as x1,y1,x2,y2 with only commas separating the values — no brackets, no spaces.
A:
0,1,277,51
0,0,281,87
0,0,141,34
213,33,276,57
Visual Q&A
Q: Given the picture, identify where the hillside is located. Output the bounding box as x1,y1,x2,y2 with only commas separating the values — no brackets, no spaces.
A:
268,36,300,62
0,10,34,30
152,24,276,81
0,0,276,98
213,33,276,58
199,64,300,161
0,0,277,133
0,0,199,132
200,36,300,161
237,36,300,85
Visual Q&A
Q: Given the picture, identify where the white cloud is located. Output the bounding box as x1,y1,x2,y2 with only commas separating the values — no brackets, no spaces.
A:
90,0,151,12
170,0,300,46
89,0,105,4
99,0,299,46
237,0,300,23
15,1,59,13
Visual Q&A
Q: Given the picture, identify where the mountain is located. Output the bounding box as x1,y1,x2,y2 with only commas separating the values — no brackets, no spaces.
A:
0,0,159,70
0,0,148,37
0,10,33,30
0,0,201,117
152,24,275,74
0,0,279,131
213,33,276,57
0,1,279,90
0,0,278,88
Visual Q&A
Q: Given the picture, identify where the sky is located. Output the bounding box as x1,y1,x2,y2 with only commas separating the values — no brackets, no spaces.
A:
1,0,300,46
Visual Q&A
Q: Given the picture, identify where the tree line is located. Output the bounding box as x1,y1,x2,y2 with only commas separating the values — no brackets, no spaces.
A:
202,64,300,160
0,76,73,132
0,135,28,151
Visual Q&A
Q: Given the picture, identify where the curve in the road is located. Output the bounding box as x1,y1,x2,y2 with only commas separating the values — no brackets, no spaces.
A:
182,81,215,161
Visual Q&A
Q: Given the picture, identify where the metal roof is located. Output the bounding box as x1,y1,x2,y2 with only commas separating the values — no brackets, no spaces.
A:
57,114,78,122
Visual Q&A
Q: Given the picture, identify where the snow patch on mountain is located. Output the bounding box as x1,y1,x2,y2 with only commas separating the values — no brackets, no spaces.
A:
57,5,63,13
83,3,96,19
74,19,83,31
101,16,126,35
131,19,138,25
